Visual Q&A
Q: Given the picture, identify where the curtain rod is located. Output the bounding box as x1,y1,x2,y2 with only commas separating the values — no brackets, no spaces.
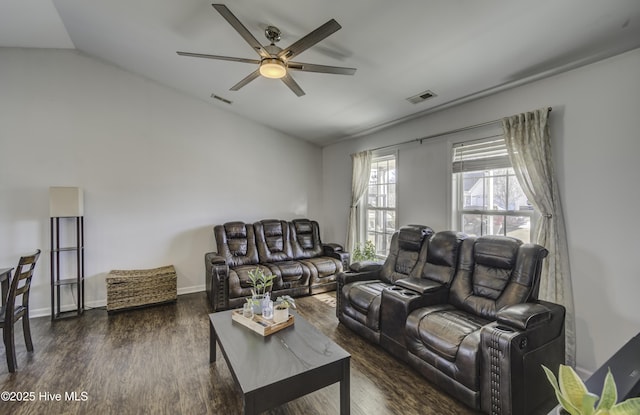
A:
367,107,552,153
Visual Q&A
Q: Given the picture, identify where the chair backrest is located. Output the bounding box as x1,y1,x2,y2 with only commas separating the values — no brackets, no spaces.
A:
254,219,293,263
411,231,466,286
214,222,259,268
289,219,323,259
379,225,434,284
6,250,40,317
449,236,548,320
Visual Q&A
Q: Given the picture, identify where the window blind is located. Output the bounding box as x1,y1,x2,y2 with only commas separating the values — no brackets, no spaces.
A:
452,137,511,173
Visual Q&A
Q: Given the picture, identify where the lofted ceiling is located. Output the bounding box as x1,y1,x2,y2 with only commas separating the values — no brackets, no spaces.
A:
2,0,640,145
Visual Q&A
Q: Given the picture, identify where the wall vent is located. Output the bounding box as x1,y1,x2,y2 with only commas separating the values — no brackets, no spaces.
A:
406,90,437,104
211,94,233,105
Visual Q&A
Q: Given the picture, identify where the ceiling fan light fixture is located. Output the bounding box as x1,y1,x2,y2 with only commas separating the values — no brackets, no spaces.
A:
178,5,355,96
259,58,286,79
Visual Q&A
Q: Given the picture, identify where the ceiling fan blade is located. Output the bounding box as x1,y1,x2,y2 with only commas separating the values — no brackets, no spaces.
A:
277,19,341,61
281,73,305,97
177,51,260,65
212,4,270,59
230,69,261,91
287,61,356,75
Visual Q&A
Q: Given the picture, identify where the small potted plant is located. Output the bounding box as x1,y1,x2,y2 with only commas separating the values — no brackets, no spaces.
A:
273,295,296,323
542,364,640,414
352,240,377,262
247,267,275,314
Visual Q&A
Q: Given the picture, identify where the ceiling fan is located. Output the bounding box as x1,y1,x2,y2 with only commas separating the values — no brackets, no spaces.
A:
177,4,356,97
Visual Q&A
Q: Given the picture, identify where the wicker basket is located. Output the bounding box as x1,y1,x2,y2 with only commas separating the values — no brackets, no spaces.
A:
106,265,177,312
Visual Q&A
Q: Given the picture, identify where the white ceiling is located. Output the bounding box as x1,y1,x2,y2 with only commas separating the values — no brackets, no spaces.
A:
2,0,640,145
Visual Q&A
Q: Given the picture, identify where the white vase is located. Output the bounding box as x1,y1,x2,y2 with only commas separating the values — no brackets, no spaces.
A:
273,307,289,323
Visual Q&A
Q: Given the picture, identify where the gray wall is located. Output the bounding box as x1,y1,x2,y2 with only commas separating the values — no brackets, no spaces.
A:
0,48,323,315
321,48,640,374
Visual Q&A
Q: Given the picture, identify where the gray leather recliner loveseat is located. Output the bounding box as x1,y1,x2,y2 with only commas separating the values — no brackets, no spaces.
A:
337,225,565,415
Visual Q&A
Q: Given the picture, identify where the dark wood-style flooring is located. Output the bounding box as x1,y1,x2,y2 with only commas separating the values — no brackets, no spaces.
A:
0,292,478,415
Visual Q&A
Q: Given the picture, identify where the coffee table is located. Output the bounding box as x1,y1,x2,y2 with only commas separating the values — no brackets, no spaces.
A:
209,309,351,414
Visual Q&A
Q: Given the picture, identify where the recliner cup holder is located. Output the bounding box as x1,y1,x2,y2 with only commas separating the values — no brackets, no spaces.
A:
495,325,515,332
387,286,418,297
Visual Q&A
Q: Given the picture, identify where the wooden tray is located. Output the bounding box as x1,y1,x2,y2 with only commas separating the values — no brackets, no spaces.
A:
231,310,294,336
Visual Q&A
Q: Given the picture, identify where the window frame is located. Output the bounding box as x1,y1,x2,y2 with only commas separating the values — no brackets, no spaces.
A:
450,136,537,242
360,150,398,259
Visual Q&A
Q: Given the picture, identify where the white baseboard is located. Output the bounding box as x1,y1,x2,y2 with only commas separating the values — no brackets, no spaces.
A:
29,285,206,318
178,284,205,296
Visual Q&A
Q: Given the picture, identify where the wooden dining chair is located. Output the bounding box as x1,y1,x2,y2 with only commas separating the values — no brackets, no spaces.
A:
1,249,40,372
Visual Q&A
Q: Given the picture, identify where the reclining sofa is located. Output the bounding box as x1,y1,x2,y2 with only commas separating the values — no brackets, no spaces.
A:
337,225,565,415
205,218,349,311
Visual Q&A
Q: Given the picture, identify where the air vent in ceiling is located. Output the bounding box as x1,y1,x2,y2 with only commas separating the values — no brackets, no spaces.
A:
406,90,437,104
211,93,232,105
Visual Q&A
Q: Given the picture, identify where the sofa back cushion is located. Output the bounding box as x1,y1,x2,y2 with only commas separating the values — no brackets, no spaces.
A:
254,219,293,263
380,225,433,284
449,236,548,320
214,222,259,267
416,231,466,285
290,219,323,259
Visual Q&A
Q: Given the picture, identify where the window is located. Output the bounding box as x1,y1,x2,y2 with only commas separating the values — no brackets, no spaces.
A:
452,138,535,242
364,153,397,258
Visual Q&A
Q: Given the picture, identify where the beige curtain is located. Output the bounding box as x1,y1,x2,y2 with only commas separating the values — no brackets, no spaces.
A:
346,150,372,255
502,108,576,367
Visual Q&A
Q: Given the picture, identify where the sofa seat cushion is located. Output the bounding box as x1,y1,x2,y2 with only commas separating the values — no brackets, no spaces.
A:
342,281,392,330
228,264,279,299
416,308,490,362
265,261,310,288
300,256,342,282
406,306,489,391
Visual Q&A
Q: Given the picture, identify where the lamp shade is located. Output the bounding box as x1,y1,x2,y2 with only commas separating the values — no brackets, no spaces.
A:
49,187,84,217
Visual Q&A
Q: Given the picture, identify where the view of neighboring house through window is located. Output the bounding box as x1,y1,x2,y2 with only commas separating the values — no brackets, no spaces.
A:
365,153,397,258
452,138,534,243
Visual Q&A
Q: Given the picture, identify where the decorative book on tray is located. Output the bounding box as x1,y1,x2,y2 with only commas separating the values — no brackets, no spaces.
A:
231,310,294,336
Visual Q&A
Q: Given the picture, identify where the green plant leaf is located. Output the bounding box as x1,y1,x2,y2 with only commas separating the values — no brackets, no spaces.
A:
542,365,560,392
559,364,590,409
609,398,640,415
353,240,377,262
581,392,599,415
363,240,377,260
558,395,583,415
597,369,618,411
352,245,362,262
543,365,580,415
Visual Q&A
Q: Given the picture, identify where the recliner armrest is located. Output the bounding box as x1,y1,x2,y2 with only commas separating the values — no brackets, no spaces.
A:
204,252,230,311
395,277,445,295
205,251,226,266
337,269,381,286
479,301,566,415
323,242,344,253
323,243,350,269
349,260,383,273
496,303,552,331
